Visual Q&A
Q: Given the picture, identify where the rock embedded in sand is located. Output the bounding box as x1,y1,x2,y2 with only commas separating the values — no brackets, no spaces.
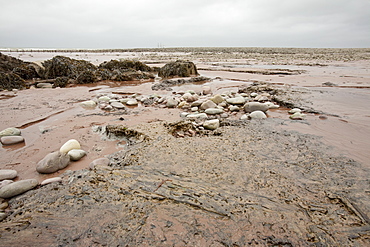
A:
126,99,138,106
0,169,17,181
0,127,21,137
243,102,270,113
202,86,212,95
67,149,87,161
0,136,24,145
98,96,110,102
110,101,126,109
211,94,224,104
80,100,97,108
186,113,208,119
200,100,217,110
60,139,81,154
249,111,267,119
205,108,224,115
36,82,53,88
226,97,246,105
0,179,38,199
36,151,70,174
203,119,220,130
290,112,306,120
41,177,62,186
288,108,302,114
166,98,179,108
89,157,110,170
158,60,198,78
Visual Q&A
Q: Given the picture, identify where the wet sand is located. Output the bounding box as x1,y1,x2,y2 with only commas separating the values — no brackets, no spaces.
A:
1,48,370,245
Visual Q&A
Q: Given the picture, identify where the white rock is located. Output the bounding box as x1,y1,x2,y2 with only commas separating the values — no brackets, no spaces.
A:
203,119,220,130
249,111,267,119
166,98,179,108
186,113,208,119
202,86,212,95
264,102,279,109
0,179,39,199
60,139,81,154
180,112,189,118
250,92,258,97
110,101,126,109
80,100,97,108
229,106,240,112
126,99,139,106
98,96,111,102
0,170,17,181
67,149,87,161
290,112,306,120
36,83,53,88
289,108,302,114
205,108,224,115
41,177,62,186
191,107,198,112
240,114,249,120
226,97,246,105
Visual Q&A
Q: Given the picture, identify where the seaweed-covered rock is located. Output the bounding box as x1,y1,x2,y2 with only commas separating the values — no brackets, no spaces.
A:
76,70,97,84
158,60,198,78
0,72,26,90
0,53,27,73
53,77,69,88
42,56,97,80
99,59,152,72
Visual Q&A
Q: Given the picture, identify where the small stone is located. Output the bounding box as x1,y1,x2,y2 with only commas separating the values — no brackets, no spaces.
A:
166,98,179,108
0,180,13,189
226,97,246,105
36,151,70,174
126,99,139,106
180,112,189,118
191,100,203,107
264,102,279,109
203,119,220,130
0,201,8,210
0,127,21,137
110,101,126,109
244,102,270,113
186,113,208,119
250,92,258,97
41,177,62,186
98,96,111,102
0,179,38,199
200,100,217,110
89,157,110,170
191,107,198,112
0,170,17,181
36,82,53,88
240,114,249,120
80,100,97,108
60,139,81,154
205,108,224,115
229,105,240,112
202,86,212,95
0,212,6,221
177,101,188,108
288,108,302,114
211,94,224,104
290,112,306,120
67,149,87,161
0,136,24,145
220,113,229,118
249,111,267,119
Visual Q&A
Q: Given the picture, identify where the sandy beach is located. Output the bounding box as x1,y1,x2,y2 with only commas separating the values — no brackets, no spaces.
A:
0,48,370,246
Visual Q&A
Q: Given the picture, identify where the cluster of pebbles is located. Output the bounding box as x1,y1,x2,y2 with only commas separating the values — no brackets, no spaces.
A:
0,135,110,221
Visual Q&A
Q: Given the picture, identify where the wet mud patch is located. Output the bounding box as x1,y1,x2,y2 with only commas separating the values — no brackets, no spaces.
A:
2,120,369,246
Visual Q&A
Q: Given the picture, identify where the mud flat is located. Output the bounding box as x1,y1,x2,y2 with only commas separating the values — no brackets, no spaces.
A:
0,48,370,246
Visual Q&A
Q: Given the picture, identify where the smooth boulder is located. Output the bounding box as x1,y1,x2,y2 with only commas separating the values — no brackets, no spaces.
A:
0,136,24,145
203,119,220,130
67,149,86,161
0,179,38,199
243,102,270,113
249,111,267,119
60,139,81,154
205,108,224,115
226,97,246,105
0,127,21,137
36,151,70,174
0,169,17,181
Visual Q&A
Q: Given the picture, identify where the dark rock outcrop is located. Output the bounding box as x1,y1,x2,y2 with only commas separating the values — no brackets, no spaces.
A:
158,60,198,78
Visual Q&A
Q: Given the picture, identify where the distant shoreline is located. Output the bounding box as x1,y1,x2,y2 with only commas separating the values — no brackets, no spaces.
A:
1,47,369,54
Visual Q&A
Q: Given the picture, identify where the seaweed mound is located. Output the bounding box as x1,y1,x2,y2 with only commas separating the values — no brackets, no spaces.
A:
158,60,198,78
99,59,152,72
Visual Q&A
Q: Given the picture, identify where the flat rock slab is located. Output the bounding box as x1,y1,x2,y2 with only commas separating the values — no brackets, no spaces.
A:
0,136,25,145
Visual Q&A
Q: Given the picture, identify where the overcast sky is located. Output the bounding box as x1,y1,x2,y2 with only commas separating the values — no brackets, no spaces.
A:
0,0,369,49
